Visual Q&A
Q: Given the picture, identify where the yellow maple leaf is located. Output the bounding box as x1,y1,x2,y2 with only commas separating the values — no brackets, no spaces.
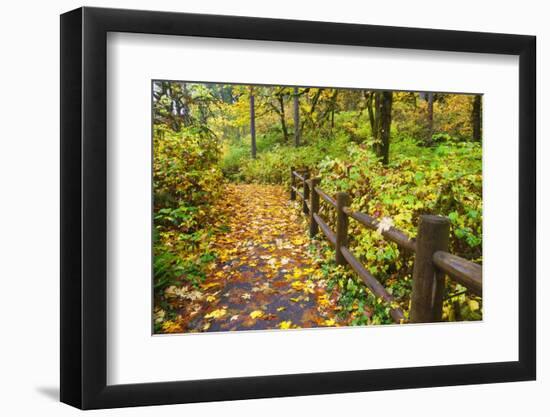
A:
204,308,227,319
276,306,286,312
249,310,264,319
201,282,220,290
317,294,330,307
291,281,304,291
324,318,336,326
205,295,216,302
279,321,292,329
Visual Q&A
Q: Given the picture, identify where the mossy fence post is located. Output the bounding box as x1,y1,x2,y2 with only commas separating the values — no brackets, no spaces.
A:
335,192,350,266
308,177,320,238
410,215,450,323
290,166,296,200
302,171,310,215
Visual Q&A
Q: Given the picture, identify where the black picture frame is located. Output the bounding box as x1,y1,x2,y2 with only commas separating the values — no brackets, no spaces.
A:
60,6,536,410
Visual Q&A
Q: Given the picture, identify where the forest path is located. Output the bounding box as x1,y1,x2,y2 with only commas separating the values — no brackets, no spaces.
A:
180,183,344,332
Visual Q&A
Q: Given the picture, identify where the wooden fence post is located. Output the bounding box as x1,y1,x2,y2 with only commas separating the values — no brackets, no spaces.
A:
410,215,450,323
290,166,296,200
302,171,310,214
308,177,320,238
335,192,350,265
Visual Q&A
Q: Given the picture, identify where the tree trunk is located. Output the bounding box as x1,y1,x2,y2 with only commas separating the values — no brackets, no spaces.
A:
366,91,393,165
329,90,338,132
472,94,482,141
374,92,381,139
250,88,256,159
365,92,375,135
278,95,289,143
293,87,300,146
301,88,323,134
426,92,434,145
379,91,393,165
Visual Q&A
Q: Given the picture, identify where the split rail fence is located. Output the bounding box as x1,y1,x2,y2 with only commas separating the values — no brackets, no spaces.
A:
290,167,482,323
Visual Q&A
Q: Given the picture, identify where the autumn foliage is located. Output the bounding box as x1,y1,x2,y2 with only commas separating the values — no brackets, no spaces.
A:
153,81,482,333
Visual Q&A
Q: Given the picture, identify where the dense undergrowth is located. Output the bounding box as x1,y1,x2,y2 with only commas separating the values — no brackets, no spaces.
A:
152,125,225,326
317,138,482,323
220,128,482,323
153,83,482,326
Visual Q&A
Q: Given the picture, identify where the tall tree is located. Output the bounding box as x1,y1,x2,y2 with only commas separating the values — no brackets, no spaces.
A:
152,81,191,131
378,91,393,165
277,93,289,143
293,87,300,147
471,94,482,141
329,90,338,130
250,87,256,159
365,91,393,165
426,92,434,145
300,88,323,135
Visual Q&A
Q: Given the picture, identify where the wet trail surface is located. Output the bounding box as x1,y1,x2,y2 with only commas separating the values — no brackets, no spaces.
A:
165,183,344,333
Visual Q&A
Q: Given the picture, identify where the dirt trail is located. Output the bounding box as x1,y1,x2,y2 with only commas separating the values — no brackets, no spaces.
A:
174,183,344,333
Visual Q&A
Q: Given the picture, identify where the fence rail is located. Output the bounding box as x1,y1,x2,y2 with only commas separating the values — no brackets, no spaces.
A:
290,167,482,324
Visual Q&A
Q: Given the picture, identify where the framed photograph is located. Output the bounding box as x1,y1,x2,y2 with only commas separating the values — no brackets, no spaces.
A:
60,6,536,410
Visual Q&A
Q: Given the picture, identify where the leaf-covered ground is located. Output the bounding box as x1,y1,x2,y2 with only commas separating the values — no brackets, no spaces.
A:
158,183,346,333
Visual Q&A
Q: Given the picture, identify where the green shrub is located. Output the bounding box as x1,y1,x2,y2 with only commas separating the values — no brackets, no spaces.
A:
316,138,482,321
153,125,224,292
236,135,350,184
220,132,283,180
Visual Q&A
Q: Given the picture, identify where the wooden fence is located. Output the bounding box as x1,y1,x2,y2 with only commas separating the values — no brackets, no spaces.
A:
290,167,482,324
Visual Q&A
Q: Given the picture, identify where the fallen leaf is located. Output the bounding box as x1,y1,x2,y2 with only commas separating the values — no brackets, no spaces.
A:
279,321,292,329
250,310,264,319
204,309,227,320
162,320,182,333
376,217,394,234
